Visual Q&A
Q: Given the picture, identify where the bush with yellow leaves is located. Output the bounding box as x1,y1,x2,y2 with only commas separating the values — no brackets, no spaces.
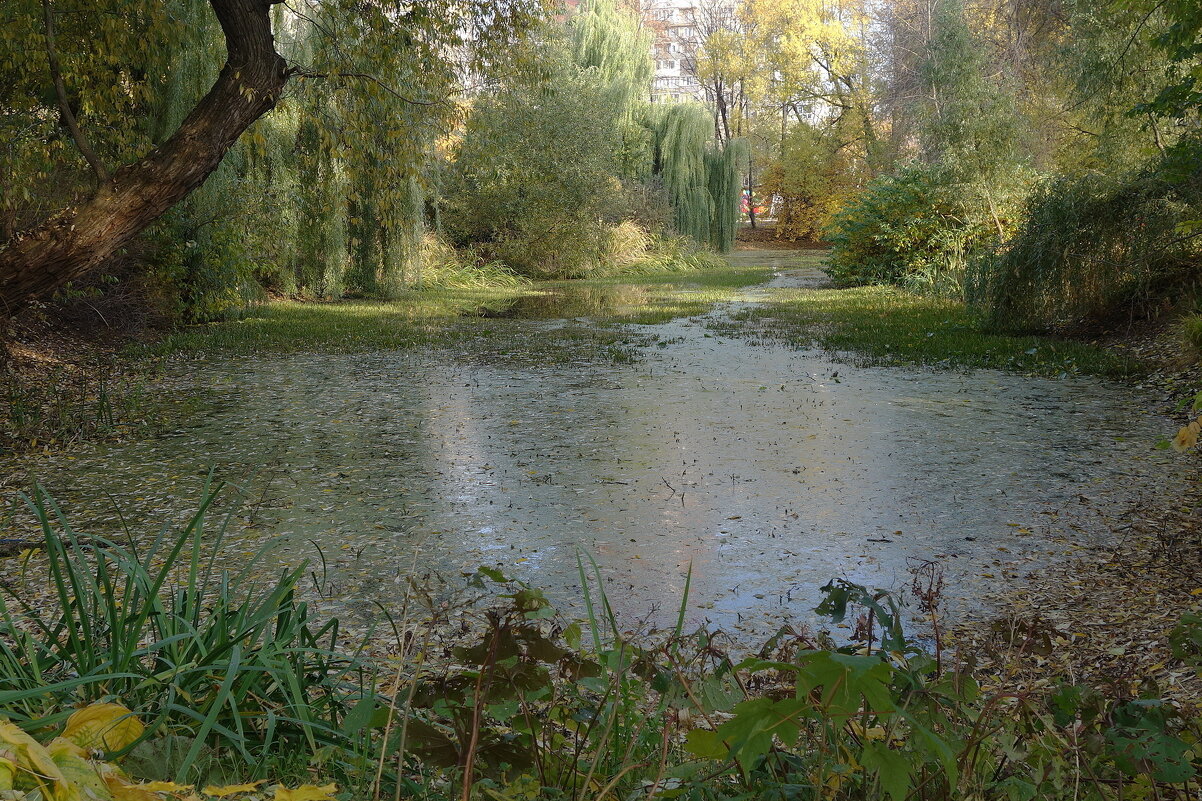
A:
0,704,338,801
1161,390,1202,451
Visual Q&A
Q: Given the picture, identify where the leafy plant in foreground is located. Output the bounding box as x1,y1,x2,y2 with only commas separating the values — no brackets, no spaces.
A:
4,484,1202,800
0,700,339,801
0,483,374,784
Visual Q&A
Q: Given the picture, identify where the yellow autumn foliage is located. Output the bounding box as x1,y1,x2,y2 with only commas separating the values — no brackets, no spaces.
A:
273,783,339,801
0,718,70,800
0,711,337,801
62,702,146,753
205,782,266,797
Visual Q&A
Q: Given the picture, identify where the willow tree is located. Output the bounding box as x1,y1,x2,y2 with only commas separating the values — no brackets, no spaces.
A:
707,138,748,252
652,105,715,243
571,0,653,115
0,0,543,317
647,104,745,252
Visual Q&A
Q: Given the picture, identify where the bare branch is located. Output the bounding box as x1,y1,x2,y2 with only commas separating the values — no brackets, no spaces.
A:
42,0,109,183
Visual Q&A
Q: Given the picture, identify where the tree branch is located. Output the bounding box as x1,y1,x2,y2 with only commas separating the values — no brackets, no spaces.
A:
289,68,438,106
42,0,109,183
0,0,289,316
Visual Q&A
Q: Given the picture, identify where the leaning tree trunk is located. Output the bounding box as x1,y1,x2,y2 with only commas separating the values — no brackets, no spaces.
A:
0,0,289,317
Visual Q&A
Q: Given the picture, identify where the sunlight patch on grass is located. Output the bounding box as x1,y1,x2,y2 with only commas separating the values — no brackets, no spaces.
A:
723,281,1143,379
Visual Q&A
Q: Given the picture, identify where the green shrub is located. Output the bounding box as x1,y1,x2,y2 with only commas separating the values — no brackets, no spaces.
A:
825,163,1005,292
443,54,627,279
971,139,1202,332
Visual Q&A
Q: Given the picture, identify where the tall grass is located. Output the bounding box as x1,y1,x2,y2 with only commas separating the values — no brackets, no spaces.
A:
973,142,1202,333
598,223,725,277
0,481,373,784
418,234,530,289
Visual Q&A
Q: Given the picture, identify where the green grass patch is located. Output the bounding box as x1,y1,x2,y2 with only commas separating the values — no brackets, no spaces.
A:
139,265,773,359
136,287,532,358
725,282,1143,378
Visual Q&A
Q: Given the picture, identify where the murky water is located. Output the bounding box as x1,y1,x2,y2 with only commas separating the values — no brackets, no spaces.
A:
1,251,1184,643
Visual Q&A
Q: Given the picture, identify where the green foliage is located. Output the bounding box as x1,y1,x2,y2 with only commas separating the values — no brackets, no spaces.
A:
444,1,736,278
918,0,1025,186
973,142,1202,332
4,485,1201,799
0,0,545,317
445,48,626,279
608,230,727,276
0,705,342,801
825,164,1012,292
1137,0,1202,121
418,234,529,289
671,580,1202,801
1053,2,1175,172
645,105,746,253
707,137,748,253
962,0,1201,331
650,105,715,245
720,252,1140,378
0,482,372,782
826,2,1030,296
764,122,860,242
570,0,653,121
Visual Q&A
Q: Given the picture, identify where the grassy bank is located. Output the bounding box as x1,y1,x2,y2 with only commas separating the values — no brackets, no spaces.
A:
719,251,1143,379
137,264,772,359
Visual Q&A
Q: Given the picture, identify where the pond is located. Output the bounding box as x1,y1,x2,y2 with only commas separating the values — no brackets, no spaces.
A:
1,250,1184,644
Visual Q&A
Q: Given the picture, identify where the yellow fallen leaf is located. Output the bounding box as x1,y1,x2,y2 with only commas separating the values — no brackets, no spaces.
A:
106,775,171,801
274,783,338,801
133,781,191,792
48,739,110,801
1174,424,1199,452
63,703,145,752
204,781,265,797
109,779,194,798
45,738,87,760
0,719,67,797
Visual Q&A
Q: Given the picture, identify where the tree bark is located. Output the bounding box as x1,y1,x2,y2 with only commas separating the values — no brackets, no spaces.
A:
0,0,289,317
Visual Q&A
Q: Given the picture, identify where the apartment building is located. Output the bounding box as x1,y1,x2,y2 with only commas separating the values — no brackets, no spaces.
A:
642,0,706,103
